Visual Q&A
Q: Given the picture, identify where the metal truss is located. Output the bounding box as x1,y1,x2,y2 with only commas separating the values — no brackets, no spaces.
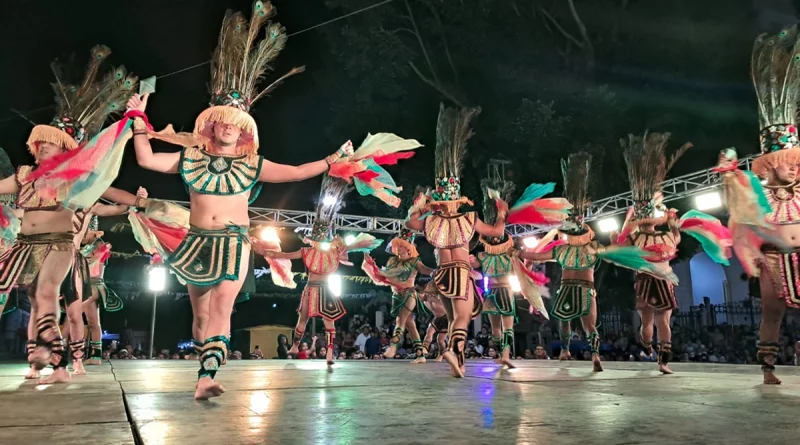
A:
102,153,756,237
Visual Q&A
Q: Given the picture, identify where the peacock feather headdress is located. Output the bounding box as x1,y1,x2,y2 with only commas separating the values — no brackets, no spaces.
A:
194,0,304,154
561,151,592,233
751,25,800,176
431,104,481,212
388,227,418,257
309,173,352,243
27,45,137,156
479,174,514,250
621,131,691,223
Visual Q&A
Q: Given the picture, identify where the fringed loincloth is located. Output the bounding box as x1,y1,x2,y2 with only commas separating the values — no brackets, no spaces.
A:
300,282,346,322
167,225,253,289
0,232,74,293
634,273,676,311
552,279,595,322
390,287,429,318
761,245,800,309
482,285,516,317
90,277,123,312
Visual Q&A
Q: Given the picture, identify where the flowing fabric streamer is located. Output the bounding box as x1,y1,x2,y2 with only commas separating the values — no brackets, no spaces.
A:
328,133,422,207
507,182,572,226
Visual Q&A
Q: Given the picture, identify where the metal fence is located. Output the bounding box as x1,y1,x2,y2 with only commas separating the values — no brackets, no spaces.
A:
672,300,761,329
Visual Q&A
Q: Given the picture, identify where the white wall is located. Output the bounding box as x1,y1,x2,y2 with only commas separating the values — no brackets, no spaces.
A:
689,252,727,306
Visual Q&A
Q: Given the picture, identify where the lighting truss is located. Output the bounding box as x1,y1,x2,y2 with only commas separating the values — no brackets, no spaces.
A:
109,153,756,237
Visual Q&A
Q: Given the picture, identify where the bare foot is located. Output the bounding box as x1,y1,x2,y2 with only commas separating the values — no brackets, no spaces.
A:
434,354,444,363
194,377,225,400
558,351,572,361
40,367,71,384
384,345,397,359
28,347,51,371
411,356,427,364
84,358,102,366
592,356,603,372
441,351,464,378
24,366,40,380
493,358,503,365
763,371,782,385
72,359,86,375
500,357,516,369
288,344,299,355
659,363,674,375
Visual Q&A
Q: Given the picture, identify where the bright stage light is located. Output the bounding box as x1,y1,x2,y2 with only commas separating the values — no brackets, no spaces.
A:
482,275,489,293
344,234,356,246
260,226,279,242
694,191,722,211
319,242,331,251
597,218,619,233
654,209,665,218
148,266,166,292
509,275,521,293
323,195,337,206
328,274,342,297
761,179,767,185
522,236,539,249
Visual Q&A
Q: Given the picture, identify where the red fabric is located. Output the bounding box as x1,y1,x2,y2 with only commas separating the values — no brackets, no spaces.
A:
370,152,415,165
95,243,112,263
138,215,188,253
0,211,8,229
328,161,363,179
297,350,309,359
354,170,380,182
517,263,550,286
506,207,547,225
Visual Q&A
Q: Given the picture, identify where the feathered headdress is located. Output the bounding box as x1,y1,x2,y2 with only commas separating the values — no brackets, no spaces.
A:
194,1,304,154
621,131,691,223
751,25,800,176
27,45,137,156
308,173,352,243
388,227,418,257
561,151,592,236
479,175,514,250
430,104,481,212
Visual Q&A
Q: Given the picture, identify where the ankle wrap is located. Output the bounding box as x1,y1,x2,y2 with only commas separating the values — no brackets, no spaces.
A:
657,342,672,365
757,341,780,372
198,335,230,380
70,339,86,361
450,329,468,368
588,331,600,356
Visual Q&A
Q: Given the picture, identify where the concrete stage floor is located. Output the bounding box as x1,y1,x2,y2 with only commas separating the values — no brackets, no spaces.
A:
0,359,798,445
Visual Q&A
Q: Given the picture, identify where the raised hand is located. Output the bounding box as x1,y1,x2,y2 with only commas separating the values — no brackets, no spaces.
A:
136,187,148,199
126,93,149,112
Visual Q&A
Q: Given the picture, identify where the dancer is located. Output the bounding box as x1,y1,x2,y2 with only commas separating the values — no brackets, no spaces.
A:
362,228,434,359
717,26,800,385
613,132,691,374
260,174,383,365
127,2,358,400
0,46,137,383
406,104,508,378
416,281,448,363
472,176,518,368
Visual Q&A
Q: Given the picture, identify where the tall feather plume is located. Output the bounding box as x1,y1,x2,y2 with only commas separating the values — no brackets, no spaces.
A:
49,45,137,137
621,131,691,201
209,1,303,106
751,25,800,128
561,151,592,218
481,176,514,226
316,173,353,228
435,103,481,180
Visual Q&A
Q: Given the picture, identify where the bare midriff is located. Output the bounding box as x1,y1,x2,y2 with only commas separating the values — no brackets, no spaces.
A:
189,192,251,229
562,268,593,283
21,208,74,235
775,225,800,248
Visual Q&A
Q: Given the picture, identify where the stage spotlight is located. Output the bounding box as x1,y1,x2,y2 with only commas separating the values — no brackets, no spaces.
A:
323,195,337,206
654,209,665,218
597,218,619,233
328,274,342,297
148,266,166,292
320,242,331,251
344,234,356,246
522,236,539,249
260,226,279,242
509,275,522,293
695,191,722,211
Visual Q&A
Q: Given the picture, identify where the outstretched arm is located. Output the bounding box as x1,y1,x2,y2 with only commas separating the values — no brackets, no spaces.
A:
258,141,354,183
416,260,435,277
0,175,19,196
517,249,555,263
127,94,180,174
101,186,148,208
262,249,304,260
